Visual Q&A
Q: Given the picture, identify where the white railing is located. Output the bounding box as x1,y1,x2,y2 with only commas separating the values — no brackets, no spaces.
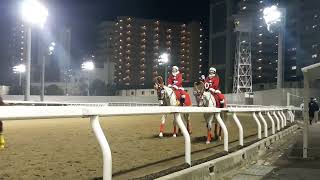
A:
3,100,159,107
0,105,300,180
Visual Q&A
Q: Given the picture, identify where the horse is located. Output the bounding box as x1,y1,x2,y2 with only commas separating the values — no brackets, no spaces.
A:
193,81,222,144
154,76,192,138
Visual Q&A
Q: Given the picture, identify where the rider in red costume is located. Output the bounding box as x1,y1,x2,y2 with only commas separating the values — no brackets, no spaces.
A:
203,67,226,108
167,66,190,106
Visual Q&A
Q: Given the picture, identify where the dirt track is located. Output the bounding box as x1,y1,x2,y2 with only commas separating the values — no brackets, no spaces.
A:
0,113,266,180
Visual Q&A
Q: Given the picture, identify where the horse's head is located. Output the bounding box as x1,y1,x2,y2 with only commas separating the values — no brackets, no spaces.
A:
193,81,205,107
154,76,166,105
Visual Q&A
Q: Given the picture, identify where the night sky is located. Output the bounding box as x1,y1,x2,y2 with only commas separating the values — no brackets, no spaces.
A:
0,0,210,84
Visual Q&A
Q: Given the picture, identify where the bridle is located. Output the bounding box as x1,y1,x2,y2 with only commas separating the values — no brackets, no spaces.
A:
194,82,216,107
154,82,174,106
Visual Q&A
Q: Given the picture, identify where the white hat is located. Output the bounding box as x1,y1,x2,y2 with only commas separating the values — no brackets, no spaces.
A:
209,67,216,73
172,66,179,71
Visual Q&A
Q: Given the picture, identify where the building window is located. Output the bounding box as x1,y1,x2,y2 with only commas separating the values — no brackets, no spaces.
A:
141,91,145,95
131,91,134,95
312,54,318,58
151,91,155,95
291,66,297,70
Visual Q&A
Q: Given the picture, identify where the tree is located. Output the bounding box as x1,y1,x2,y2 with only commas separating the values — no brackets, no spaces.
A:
45,84,64,95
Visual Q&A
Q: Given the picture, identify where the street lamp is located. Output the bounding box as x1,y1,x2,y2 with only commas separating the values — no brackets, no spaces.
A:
21,0,48,101
263,5,285,89
40,42,55,101
13,64,26,87
158,53,170,84
81,61,95,96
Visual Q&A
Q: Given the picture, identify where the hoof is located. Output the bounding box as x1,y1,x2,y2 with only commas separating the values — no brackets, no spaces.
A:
206,140,211,144
173,134,177,137
159,132,163,138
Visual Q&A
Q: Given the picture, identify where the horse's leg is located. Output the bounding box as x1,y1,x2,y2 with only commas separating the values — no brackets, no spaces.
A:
173,115,177,137
159,114,167,138
0,121,4,149
185,113,192,134
205,113,214,144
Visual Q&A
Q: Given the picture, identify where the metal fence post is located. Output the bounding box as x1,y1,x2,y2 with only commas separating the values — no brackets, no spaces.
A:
232,113,243,146
90,115,112,180
174,113,191,166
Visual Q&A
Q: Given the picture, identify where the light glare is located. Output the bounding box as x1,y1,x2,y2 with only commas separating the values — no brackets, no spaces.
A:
82,61,95,71
13,64,26,73
21,0,48,27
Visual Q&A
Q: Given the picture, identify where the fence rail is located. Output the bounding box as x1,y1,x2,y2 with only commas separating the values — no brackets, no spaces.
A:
0,104,300,180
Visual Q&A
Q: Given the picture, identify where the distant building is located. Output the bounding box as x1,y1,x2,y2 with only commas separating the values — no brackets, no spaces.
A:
112,17,204,88
94,21,115,85
209,0,312,92
8,21,27,82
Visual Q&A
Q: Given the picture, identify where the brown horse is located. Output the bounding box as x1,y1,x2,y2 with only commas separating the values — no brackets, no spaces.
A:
154,76,192,137
193,81,222,144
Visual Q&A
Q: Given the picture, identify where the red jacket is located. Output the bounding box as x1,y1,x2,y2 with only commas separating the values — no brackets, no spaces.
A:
167,72,183,89
204,75,220,91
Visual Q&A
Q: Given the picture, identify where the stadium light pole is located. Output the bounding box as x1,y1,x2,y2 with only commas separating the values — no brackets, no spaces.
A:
81,61,95,96
21,0,48,101
13,64,26,88
263,5,286,89
158,53,170,85
40,42,55,101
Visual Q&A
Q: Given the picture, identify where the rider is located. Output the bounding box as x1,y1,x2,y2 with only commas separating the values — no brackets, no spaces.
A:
167,66,186,106
204,67,225,108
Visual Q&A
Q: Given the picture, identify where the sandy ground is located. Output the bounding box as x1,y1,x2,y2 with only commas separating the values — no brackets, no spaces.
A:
0,113,270,180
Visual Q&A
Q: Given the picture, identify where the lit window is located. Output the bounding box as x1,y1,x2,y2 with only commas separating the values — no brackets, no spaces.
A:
259,0,263,3
200,28,202,31
258,67,262,70
258,50,262,53
200,41,202,43
312,25,318,29
312,44,318,49
258,42,262,45
242,40,246,43
259,17,263,20
258,58,262,61
259,33,263,36
242,6,246,10
258,75,262,78
259,25,263,28
312,54,318,58
291,66,297,70
314,14,318,18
